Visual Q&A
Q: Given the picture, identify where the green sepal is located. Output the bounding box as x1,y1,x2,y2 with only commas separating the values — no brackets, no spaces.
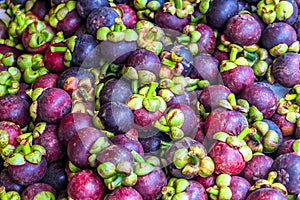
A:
6,153,26,166
33,191,56,200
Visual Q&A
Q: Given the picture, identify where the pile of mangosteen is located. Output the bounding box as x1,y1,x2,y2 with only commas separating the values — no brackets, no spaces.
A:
0,0,300,199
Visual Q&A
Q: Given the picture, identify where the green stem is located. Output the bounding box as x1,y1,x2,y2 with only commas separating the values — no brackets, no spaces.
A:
177,35,190,43
244,51,258,62
237,127,250,140
174,0,182,9
161,141,172,149
113,18,123,32
189,154,200,166
267,172,277,184
132,80,138,94
50,46,67,53
22,142,31,155
108,174,123,190
251,133,261,142
229,47,238,62
162,58,177,69
146,82,159,98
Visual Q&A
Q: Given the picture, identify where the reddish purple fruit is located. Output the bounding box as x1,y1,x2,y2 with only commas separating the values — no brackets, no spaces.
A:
67,169,106,200
271,114,295,137
194,24,216,54
117,4,137,29
21,183,56,200
246,188,287,200
105,187,143,200
32,73,59,90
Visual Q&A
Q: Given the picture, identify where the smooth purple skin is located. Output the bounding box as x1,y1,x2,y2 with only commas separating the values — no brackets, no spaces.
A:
190,53,220,84
204,108,248,139
184,180,208,200
261,22,297,50
240,83,277,119
242,154,274,185
32,73,59,90
133,168,167,200
208,141,246,175
293,16,300,40
138,131,171,154
30,0,51,20
272,52,300,88
246,188,287,200
276,139,295,156
194,174,216,189
57,10,82,38
229,176,251,200
0,121,22,147
41,161,68,192
8,157,47,186
37,88,72,124
271,153,300,194
0,169,23,193
224,13,261,46
45,43,67,73
21,183,56,200
127,49,161,75
110,131,144,156
58,112,94,147
17,83,31,103
33,124,62,163
271,114,295,137
221,66,255,94
118,4,137,29
67,127,108,168
133,108,162,130
154,7,190,32
198,85,231,112
106,187,143,200
67,170,106,200
194,24,216,54
0,20,8,39
194,116,205,144
76,0,109,18
0,95,30,128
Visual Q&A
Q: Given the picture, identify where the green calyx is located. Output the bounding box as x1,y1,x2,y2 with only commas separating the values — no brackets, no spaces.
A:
28,21,54,49
162,0,194,18
162,178,190,200
0,67,21,97
0,186,21,200
44,1,76,28
207,174,233,200
0,52,15,67
257,0,294,24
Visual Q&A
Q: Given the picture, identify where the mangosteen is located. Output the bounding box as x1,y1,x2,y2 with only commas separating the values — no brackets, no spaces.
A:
105,187,143,200
0,169,23,193
32,73,59,90
76,0,109,18
21,183,56,200
272,113,295,137
246,188,287,200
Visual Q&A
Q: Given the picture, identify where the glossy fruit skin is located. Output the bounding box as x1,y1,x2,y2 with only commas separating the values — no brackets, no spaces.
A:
98,102,134,134
0,169,23,193
67,169,106,200
271,153,300,194
240,83,277,119
17,83,31,103
221,66,255,94
261,22,297,50
71,34,98,67
206,0,239,30
154,7,190,32
41,161,68,192
86,7,119,36
194,24,216,54
30,0,51,20
133,168,167,200
76,0,109,18
58,112,94,147
183,180,208,200
276,139,295,156
32,73,59,90
224,13,262,46
208,141,246,175
194,174,216,189
37,88,72,124
198,85,231,112
33,124,62,163
271,114,295,137
242,154,274,185
111,132,144,156
8,157,48,186
106,187,143,200
45,43,68,73
272,52,300,88
117,4,137,29
0,95,30,128
246,188,287,200
21,183,56,200
57,10,82,38
190,53,220,84
67,127,108,168
204,108,249,139
229,176,251,200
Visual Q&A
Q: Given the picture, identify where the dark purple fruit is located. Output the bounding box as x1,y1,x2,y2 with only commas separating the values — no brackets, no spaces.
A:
0,169,23,193
76,0,109,18
16,83,31,103
36,88,72,123
190,53,220,84
246,188,287,200
30,0,51,20
206,0,239,30
117,4,137,29
261,22,297,50
198,85,231,112
276,139,295,156
240,83,277,119
0,95,30,128
8,157,47,186
67,127,108,168
0,121,22,147
32,73,59,90
133,168,167,200
194,24,216,54
21,183,56,200
271,114,295,137
98,102,134,134
242,154,274,184
86,7,119,36
271,153,300,194
58,112,94,147
224,13,262,46
272,52,300,88
204,108,248,139
139,131,171,154
33,124,62,163
106,187,143,200
67,169,106,200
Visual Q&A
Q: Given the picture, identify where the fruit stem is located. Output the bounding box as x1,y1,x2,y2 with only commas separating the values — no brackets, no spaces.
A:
108,174,123,190
206,187,219,195
50,46,67,53
189,154,200,166
267,171,277,184
229,47,238,61
132,80,139,94
174,0,182,9
0,186,7,200
146,82,159,98
160,141,172,149
113,18,123,32
237,127,250,140
162,58,177,69
21,141,31,155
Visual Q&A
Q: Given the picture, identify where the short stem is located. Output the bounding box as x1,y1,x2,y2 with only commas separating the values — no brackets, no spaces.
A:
237,127,250,140
108,174,123,190
229,47,238,62
175,0,182,9
162,58,177,69
177,35,190,43
189,154,200,166
50,46,67,53
267,171,277,184
251,133,261,142
146,82,159,98
244,51,258,62
161,141,172,149
22,142,31,155
113,18,123,32
132,80,138,94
